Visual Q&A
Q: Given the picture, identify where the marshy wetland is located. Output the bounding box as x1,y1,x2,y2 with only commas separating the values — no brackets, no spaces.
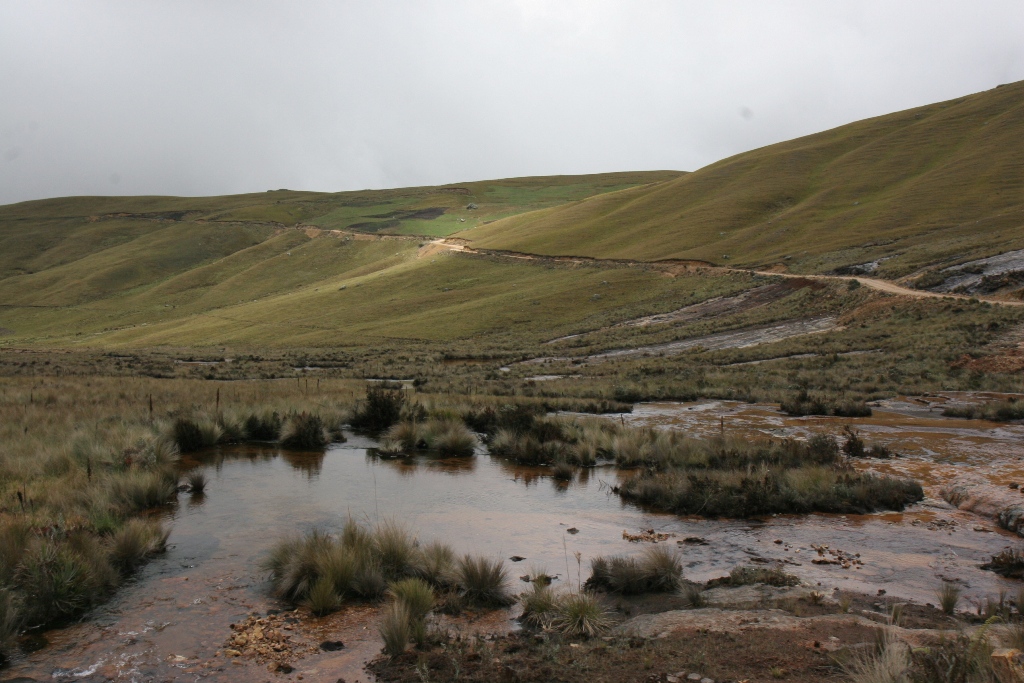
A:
3,378,1024,683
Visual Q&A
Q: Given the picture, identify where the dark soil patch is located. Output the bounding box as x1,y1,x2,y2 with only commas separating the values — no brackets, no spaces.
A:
777,592,956,630
369,621,881,683
367,207,447,221
351,207,448,231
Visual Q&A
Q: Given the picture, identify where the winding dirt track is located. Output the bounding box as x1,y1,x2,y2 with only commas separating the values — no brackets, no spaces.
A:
428,239,1024,307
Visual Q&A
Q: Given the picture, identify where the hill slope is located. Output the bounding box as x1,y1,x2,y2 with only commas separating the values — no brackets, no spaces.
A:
460,81,1024,277
0,172,692,347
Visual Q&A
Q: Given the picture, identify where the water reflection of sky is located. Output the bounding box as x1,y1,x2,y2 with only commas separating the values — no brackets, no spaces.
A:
11,409,1024,683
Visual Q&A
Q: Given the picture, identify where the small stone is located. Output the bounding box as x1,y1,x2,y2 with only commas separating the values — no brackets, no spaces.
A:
701,679,714,683
509,555,526,562
225,649,242,657
567,527,579,535
320,640,345,652
687,674,702,681
667,677,680,683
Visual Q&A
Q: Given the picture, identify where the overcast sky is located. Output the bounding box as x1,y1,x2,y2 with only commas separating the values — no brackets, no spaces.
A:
1,1,1022,206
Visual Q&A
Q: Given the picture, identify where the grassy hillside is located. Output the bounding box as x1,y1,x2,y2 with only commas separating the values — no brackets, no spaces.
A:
0,172,682,347
460,81,1024,277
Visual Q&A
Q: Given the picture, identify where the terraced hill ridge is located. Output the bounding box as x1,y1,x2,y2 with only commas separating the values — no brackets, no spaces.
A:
459,80,1024,278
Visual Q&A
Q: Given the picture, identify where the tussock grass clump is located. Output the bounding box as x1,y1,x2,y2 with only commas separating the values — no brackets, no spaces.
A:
682,582,707,608
384,421,426,451
944,399,1024,422
264,524,456,611
280,412,329,450
378,601,412,657
519,584,561,628
587,547,683,594
844,633,910,683
456,555,513,607
939,581,962,615
551,459,575,481
781,392,872,418
907,630,994,683
374,521,419,579
619,464,922,518
108,519,168,574
306,576,341,616
416,541,456,587
185,469,207,493
350,386,405,433
426,420,477,457
384,419,478,456
16,539,99,625
109,469,178,512
388,577,434,621
550,591,612,638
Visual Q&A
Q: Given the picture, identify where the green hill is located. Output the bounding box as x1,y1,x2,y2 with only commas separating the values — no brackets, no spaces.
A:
460,81,1024,277
0,172,689,347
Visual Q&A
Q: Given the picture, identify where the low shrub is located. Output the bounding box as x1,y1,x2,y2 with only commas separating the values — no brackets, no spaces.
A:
244,411,282,440
172,418,205,453
280,412,328,450
350,386,405,433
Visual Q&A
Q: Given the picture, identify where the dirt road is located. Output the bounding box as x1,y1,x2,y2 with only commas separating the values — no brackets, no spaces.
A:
428,239,1024,307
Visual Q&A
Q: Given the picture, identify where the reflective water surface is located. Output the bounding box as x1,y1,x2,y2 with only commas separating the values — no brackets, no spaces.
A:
5,397,1024,682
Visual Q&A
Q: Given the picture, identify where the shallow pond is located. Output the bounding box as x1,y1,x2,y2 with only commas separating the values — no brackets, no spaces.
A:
5,398,1024,682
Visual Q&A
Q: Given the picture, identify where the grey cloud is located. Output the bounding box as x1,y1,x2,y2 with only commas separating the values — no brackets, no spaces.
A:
1,0,1022,205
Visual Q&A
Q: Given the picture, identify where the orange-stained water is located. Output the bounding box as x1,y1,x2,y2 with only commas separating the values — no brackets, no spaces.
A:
5,396,1024,682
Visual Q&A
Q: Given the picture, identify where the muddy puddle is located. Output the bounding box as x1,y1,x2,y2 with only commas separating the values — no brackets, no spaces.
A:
7,399,1024,682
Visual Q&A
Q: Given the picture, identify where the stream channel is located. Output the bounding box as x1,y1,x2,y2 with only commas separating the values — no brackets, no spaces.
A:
4,395,1024,682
